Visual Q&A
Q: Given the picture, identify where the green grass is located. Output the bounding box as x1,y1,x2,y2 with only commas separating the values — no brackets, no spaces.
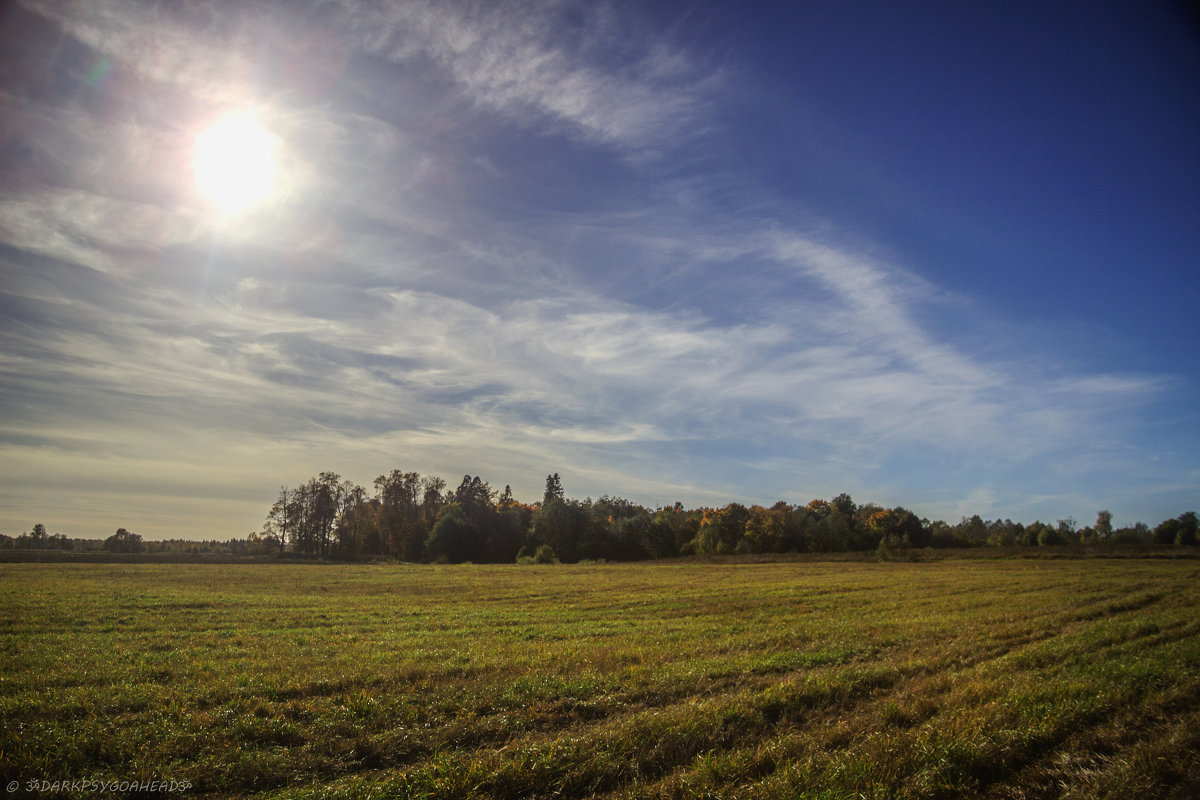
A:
2,560,1199,798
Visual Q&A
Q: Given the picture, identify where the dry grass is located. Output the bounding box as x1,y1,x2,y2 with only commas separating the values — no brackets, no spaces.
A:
1,559,1198,798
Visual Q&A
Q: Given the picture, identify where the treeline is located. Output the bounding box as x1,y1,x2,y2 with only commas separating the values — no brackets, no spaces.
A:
0,525,279,556
250,469,1199,562
7,472,1196,561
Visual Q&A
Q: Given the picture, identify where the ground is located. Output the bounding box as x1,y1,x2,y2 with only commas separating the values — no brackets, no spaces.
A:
2,559,1198,798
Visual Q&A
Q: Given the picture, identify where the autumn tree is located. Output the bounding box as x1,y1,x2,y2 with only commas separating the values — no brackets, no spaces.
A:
865,507,925,550
334,484,375,558
695,503,750,555
375,470,424,559
743,504,788,553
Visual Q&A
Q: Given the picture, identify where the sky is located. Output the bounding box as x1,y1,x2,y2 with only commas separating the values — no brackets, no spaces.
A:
1,0,1198,539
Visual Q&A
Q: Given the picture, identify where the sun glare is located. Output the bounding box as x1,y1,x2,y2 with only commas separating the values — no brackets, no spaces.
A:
193,113,278,214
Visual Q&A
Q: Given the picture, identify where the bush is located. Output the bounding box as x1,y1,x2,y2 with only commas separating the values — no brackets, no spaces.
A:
876,535,914,562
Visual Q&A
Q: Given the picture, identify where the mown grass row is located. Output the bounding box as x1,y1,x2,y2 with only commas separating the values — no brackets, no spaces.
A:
2,560,1198,798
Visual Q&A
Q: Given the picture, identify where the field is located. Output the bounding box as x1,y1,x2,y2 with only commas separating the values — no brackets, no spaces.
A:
2,560,1199,799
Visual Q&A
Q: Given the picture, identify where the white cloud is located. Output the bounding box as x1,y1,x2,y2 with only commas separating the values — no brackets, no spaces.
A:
327,0,720,148
27,0,273,103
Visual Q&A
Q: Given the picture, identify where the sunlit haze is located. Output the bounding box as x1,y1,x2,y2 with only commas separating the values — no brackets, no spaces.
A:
193,114,279,214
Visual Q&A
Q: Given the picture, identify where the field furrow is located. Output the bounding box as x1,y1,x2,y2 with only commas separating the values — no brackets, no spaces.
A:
2,560,1197,798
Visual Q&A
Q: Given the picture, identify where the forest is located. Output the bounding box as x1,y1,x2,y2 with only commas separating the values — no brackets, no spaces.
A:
5,470,1196,561
216,471,1200,560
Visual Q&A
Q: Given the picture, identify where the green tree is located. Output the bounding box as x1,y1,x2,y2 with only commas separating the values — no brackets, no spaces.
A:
1111,522,1150,544
425,505,475,563
1172,512,1198,545
831,493,857,519
696,504,750,555
1095,510,1114,540
498,484,515,510
543,473,564,506
104,528,143,553
956,515,988,545
532,497,587,563
865,507,926,550
491,504,528,562
421,476,447,529
1038,524,1067,546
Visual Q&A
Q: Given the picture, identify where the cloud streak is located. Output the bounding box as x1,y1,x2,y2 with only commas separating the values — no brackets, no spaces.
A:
327,0,720,149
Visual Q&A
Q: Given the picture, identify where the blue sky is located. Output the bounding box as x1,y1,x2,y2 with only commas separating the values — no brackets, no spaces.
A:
1,0,1197,539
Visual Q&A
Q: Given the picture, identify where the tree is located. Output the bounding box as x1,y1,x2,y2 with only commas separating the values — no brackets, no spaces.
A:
425,505,476,563
264,486,290,552
865,507,926,550
1038,524,1067,546
1095,510,1113,540
956,515,988,545
743,504,788,553
811,509,853,552
421,476,447,528
491,503,528,562
543,473,564,506
696,504,750,555
454,475,495,515
334,484,373,557
986,520,1021,547
805,499,833,520
831,493,857,519
104,528,144,553
1171,513,1200,544
1153,517,1181,545
1056,517,1078,540
1111,522,1150,544
532,497,591,563
375,470,425,559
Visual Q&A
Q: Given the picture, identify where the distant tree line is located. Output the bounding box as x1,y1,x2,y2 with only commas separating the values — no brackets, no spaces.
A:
247,470,1197,562
0,527,279,556
6,473,1196,561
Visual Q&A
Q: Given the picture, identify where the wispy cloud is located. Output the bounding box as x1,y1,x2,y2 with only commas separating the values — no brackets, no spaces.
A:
327,0,721,149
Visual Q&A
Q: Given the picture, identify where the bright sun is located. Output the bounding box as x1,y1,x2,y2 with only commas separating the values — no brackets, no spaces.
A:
193,114,278,214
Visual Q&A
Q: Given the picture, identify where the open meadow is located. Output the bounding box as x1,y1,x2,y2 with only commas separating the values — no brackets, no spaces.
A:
2,559,1199,798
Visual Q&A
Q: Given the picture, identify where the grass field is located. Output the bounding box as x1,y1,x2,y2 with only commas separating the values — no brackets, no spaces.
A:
2,560,1199,798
